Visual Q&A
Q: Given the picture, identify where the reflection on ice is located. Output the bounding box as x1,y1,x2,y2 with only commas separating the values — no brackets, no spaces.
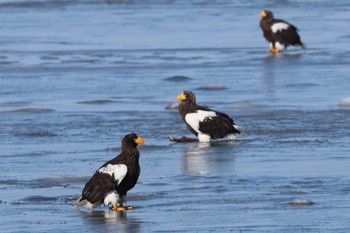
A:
0,0,349,231
339,97,350,106
83,209,127,223
182,141,237,175
261,52,304,99
80,209,142,232
182,143,211,176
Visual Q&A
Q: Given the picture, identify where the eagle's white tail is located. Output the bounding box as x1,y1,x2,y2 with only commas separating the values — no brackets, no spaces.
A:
233,124,246,134
74,197,86,208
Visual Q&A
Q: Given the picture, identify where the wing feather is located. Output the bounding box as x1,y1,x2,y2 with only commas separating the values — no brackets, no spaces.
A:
81,164,128,204
272,20,302,46
82,172,115,204
199,113,237,138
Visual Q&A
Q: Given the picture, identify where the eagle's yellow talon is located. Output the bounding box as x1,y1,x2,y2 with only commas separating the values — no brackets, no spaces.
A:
111,206,124,211
111,205,133,211
267,49,281,54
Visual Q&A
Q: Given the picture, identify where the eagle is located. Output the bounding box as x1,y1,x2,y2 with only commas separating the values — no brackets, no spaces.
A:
176,91,244,143
75,133,144,211
259,10,305,54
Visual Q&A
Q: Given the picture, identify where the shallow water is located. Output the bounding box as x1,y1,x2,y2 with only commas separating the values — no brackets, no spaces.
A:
1,0,350,232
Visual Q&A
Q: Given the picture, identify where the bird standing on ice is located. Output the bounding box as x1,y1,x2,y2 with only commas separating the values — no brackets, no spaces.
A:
75,133,144,211
174,91,244,143
259,10,305,54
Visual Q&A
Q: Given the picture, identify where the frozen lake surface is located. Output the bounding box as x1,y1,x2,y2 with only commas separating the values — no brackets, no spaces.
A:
0,0,350,232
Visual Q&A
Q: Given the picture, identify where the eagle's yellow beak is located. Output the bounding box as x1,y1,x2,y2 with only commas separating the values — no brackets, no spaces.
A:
259,11,266,18
176,92,186,101
134,137,144,145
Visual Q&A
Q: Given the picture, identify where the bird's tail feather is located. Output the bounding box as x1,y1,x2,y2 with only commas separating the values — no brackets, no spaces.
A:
233,124,246,134
300,42,306,49
74,196,87,208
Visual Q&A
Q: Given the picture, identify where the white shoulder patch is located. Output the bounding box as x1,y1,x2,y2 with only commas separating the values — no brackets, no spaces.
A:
98,164,127,185
271,22,289,33
185,110,217,133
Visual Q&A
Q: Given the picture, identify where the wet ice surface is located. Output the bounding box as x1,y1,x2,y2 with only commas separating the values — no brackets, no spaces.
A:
1,0,350,232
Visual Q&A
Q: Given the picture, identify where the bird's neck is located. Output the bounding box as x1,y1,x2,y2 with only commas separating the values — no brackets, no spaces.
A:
180,101,196,109
179,102,197,118
121,147,139,159
264,17,273,23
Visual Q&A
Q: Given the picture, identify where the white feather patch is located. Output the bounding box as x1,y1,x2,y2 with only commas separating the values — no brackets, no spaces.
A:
233,124,245,134
271,22,289,33
86,201,100,209
198,133,211,143
103,191,119,206
275,41,285,50
185,110,217,133
98,164,127,185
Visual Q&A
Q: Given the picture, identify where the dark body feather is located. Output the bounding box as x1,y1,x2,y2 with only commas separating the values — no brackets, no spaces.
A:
199,110,240,138
178,91,241,140
260,10,304,49
78,134,141,207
